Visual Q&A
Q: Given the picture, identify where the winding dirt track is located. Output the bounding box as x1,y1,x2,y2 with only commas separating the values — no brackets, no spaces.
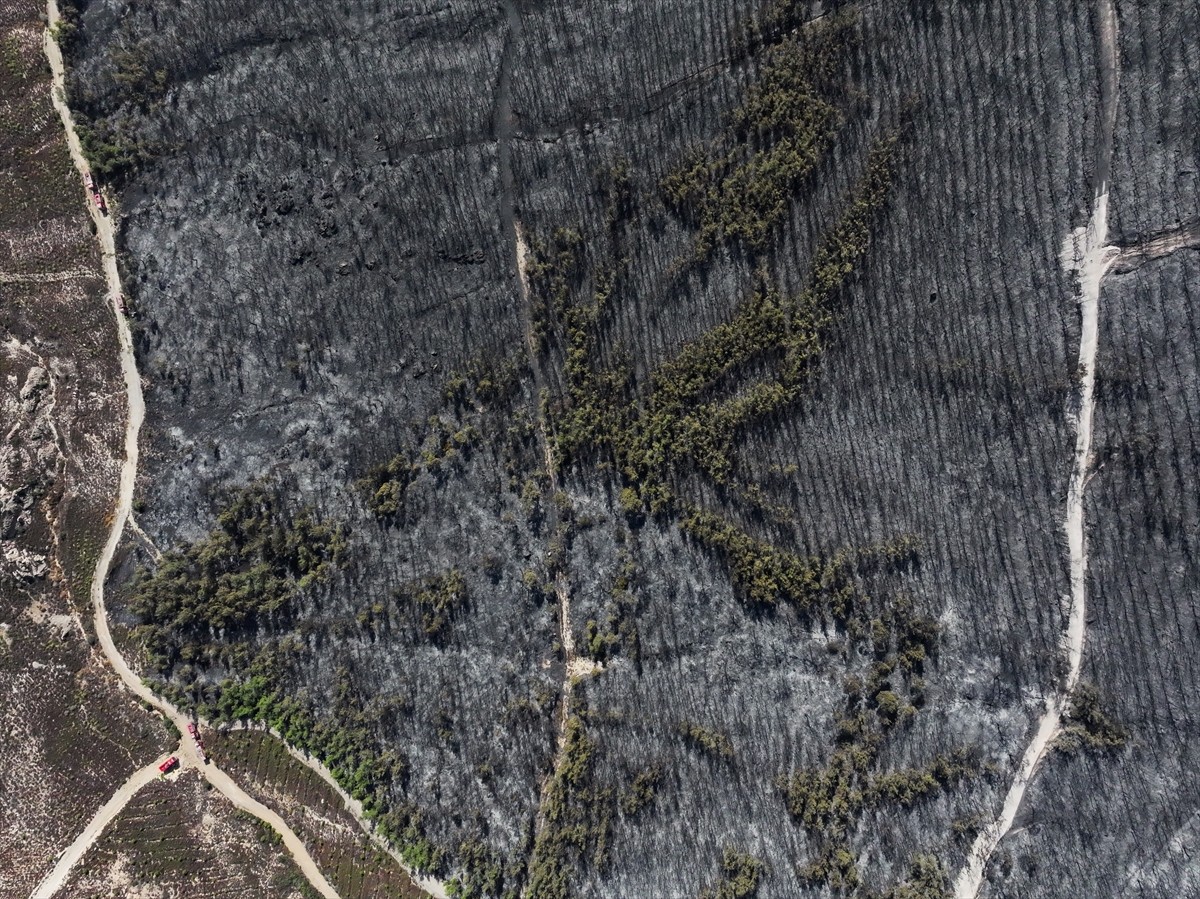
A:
29,758,167,899
36,5,341,897
229,723,450,899
952,3,1119,896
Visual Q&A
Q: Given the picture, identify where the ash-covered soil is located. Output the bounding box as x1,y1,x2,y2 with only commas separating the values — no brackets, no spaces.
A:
61,0,1200,896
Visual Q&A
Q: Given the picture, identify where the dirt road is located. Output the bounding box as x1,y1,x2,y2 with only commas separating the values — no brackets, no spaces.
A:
952,3,1120,896
29,757,167,899
39,5,340,897
229,722,450,899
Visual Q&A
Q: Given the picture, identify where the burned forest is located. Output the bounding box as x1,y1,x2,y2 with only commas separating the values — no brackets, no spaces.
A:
14,0,1200,897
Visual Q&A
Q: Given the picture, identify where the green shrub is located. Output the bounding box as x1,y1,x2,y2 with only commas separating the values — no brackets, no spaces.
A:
880,854,950,899
1055,683,1128,753
699,847,763,899
619,766,662,817
395,569,468,642
678,720,734,759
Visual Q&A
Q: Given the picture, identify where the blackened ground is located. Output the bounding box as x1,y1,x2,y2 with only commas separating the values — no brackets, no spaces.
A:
983,253,1200,899
62,0,1200,896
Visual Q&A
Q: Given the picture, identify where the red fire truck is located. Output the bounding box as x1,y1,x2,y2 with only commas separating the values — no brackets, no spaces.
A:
187,723,207,763
84,172,106,213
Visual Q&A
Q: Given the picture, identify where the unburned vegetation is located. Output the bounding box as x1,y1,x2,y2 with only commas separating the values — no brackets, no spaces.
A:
53,770,318,899
206,729,430,899
0,0,172,892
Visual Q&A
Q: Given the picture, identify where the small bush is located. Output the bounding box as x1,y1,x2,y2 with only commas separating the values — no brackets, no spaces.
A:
679,721,734,759
699,847,764,899
1055,683,1128,754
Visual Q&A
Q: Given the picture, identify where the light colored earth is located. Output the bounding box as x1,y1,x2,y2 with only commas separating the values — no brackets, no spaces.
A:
953,3,1120,895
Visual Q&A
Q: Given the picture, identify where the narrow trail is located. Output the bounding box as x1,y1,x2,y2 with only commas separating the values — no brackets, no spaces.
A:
126,512,163,563
952,3,1119,897
514,214,588,866
0,269,93,283
37,6,341,898
1110,218,1200,274
512,220,601,856
493,4,601,864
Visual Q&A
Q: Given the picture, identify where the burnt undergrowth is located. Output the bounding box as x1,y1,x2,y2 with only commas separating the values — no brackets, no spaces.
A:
76,0,1137,895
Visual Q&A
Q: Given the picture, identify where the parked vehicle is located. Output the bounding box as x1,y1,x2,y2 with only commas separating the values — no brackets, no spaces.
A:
187,722,207,762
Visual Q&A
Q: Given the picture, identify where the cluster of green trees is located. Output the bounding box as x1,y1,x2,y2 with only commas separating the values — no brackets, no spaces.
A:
667,133,900,486
546,133,899,525
446,838,519,899
357,415,480,519
677,720,735,759
69,41,168,184
778,605,974,893
442,354,526,410
524,226,587,358
173,653,443,876
508,26,954,892
618,766,662,817
109,45,169,106
1054,683,1128,754
50,0,85,59
127,488,465,881
529,221,633,472
582,554,642,667
526,710,612,899
661,12,861,259
321,8,924,894
130,485,347,671
679,506,831,610
698,847,764,899
867,749,978,807
77,117,151,183
538,81,900,509
400,569,469,643
877,856,951,899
